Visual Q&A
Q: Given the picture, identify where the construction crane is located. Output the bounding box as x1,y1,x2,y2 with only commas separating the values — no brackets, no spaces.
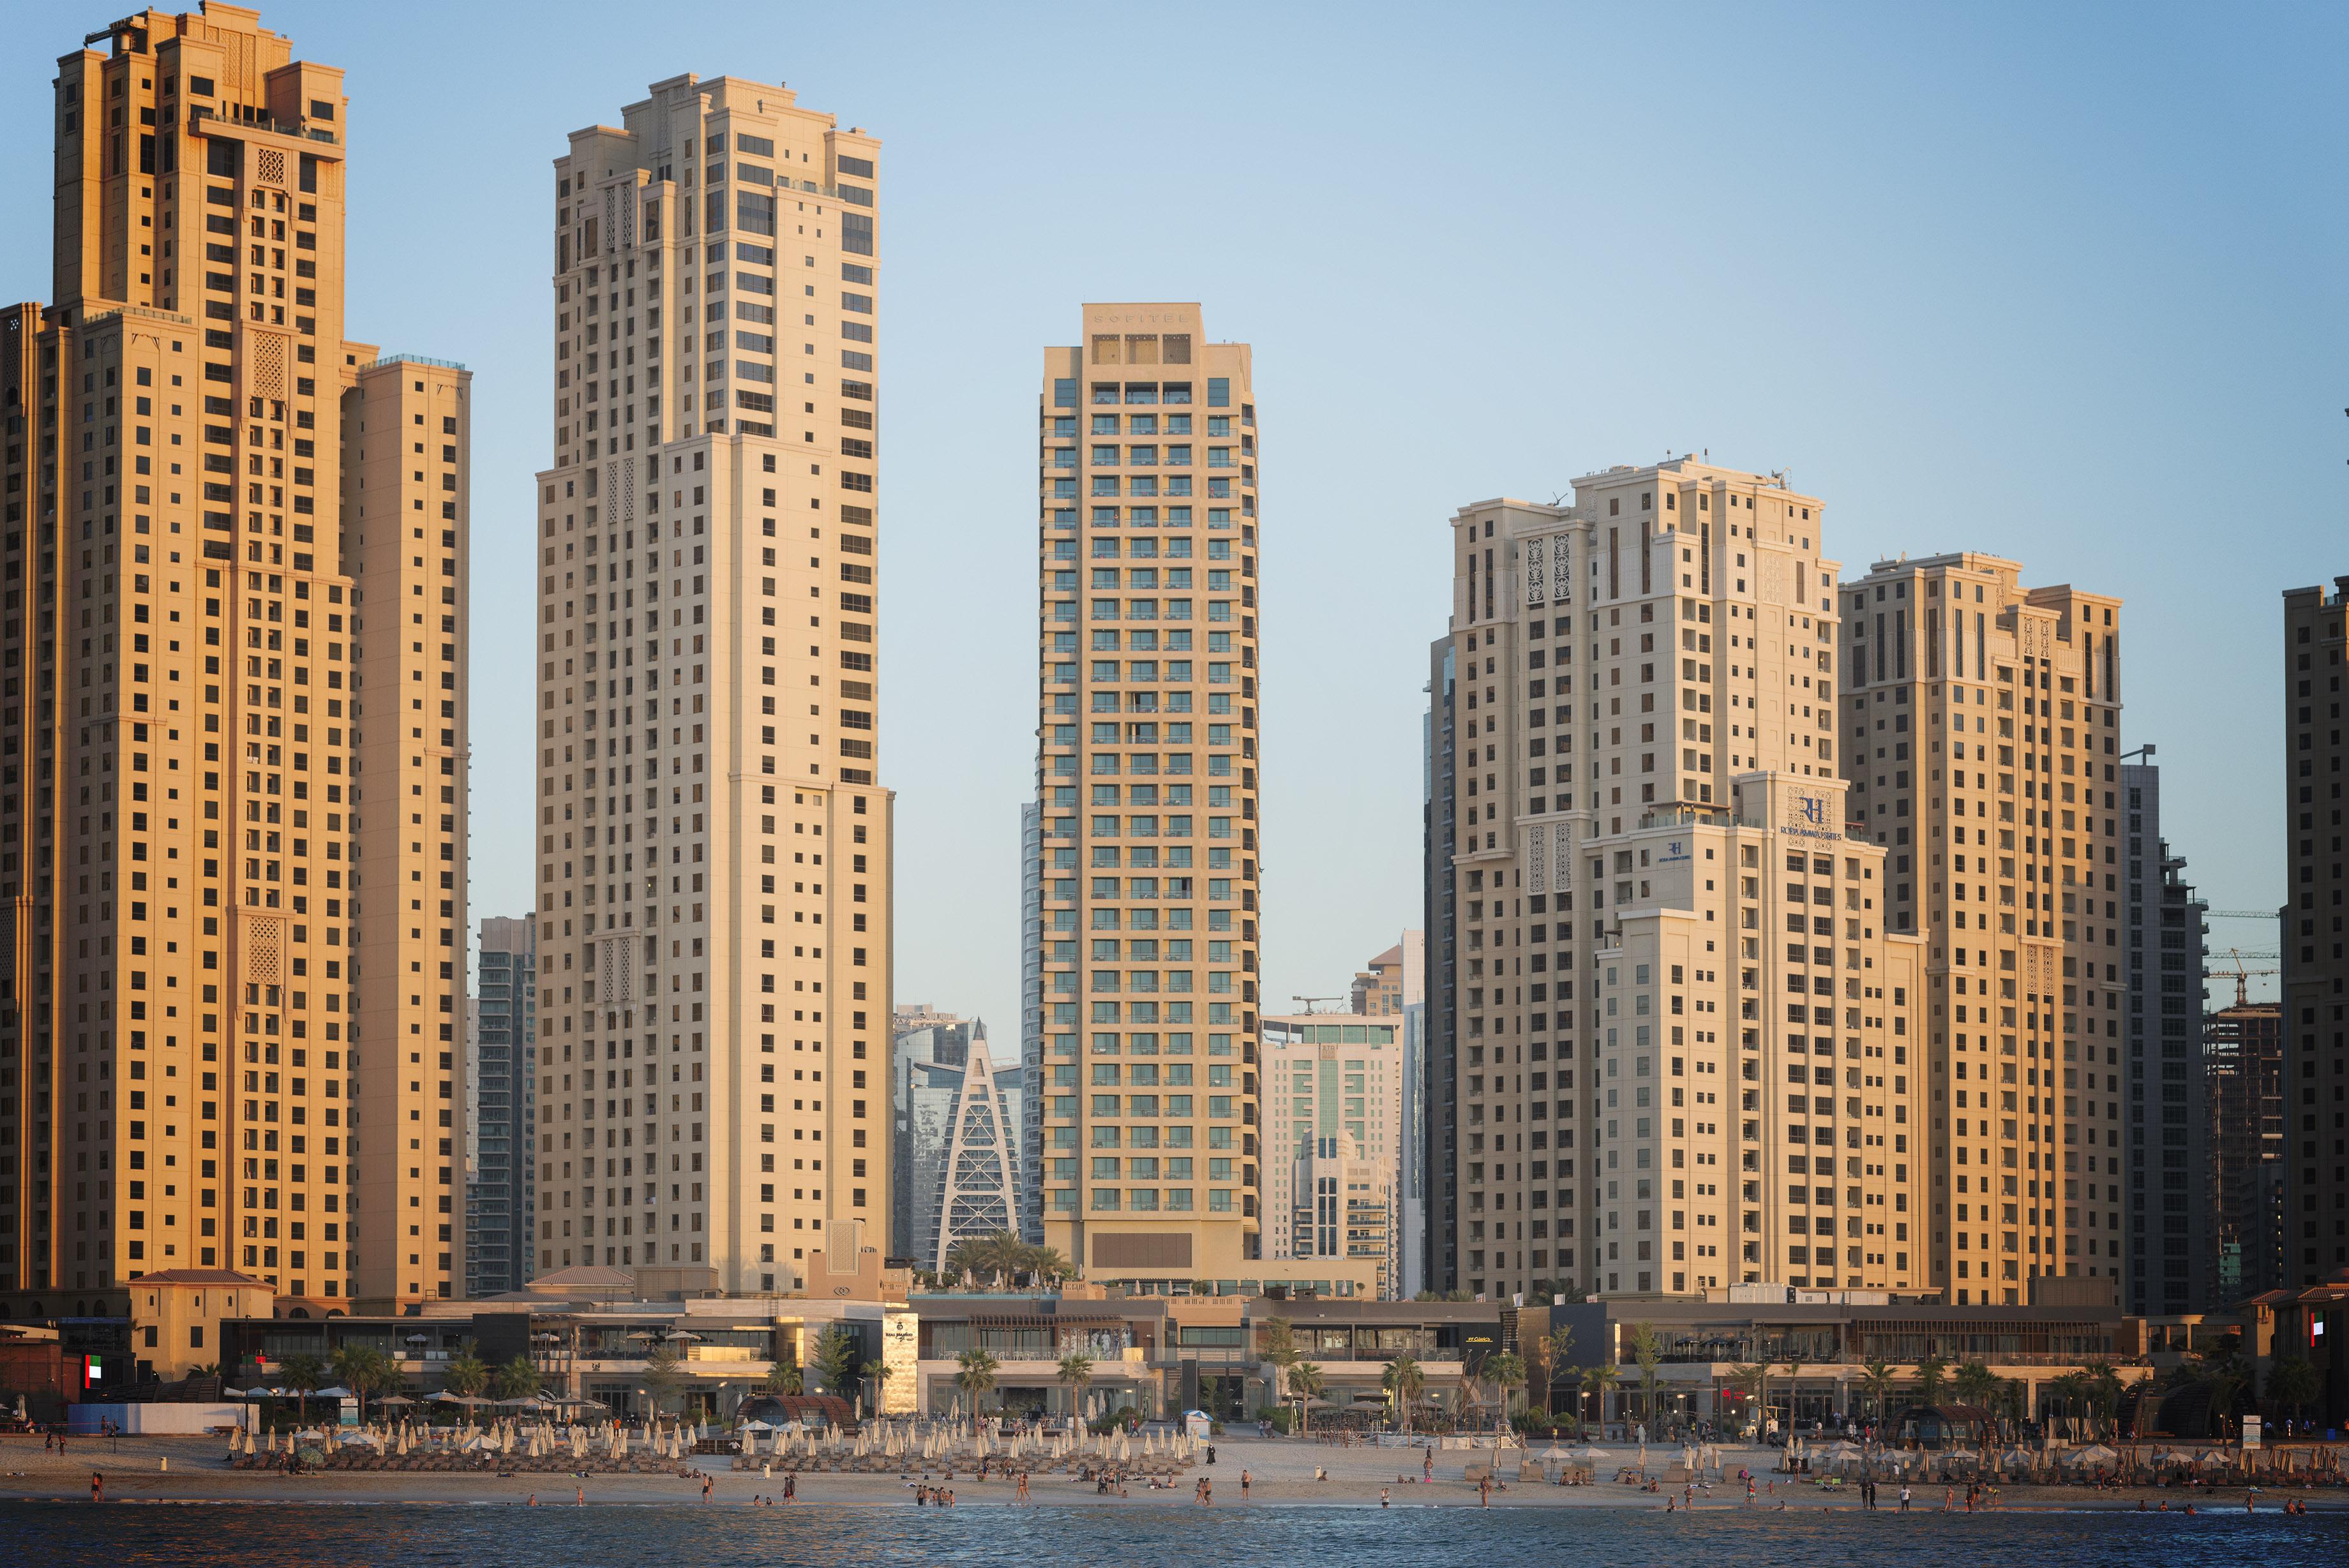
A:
2207,948,2281,1007
2205,909,2280,920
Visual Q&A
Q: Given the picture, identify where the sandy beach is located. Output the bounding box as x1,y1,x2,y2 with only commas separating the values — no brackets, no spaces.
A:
3,1431,2341,1512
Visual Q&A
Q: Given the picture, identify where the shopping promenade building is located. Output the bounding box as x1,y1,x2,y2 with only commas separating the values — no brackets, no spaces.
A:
1836,555,2124,1304
1426,460,1924,1303
1032,304,1262,1288
0,3,470,1317
532,71,892,1294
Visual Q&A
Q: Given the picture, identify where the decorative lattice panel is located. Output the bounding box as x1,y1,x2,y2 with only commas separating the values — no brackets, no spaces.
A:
248,336,284,402
246,917,283,986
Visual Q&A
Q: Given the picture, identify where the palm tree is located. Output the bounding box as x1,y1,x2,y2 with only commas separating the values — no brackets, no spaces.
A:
1024,1246,1074,1283
1057,1352,1095,1419
762,1345,804,1396
1912,1352,1949,1408
279,1351,326,1424
954,1347,1000,1418
1381,1354,1426,1433
2044,1372,2086,1440
1778,1358,1804,1435
1629,1322,1665,1435
2268,1355,2320,1429
2081,1361,2123,1440
1287,1361,1325,1434
1857,1357,1898,1426
1585,1362,1622,1436
493,1352,543,1403
860,1359,892,1415
1482,1352,1526,1430
1950,1361,1998,1444
330,1343,398,1424
442,1345,492,1400
1725,1363,1768,1440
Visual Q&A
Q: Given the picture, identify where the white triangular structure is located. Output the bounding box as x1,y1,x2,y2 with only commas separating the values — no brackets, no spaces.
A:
932,1035,1021,1271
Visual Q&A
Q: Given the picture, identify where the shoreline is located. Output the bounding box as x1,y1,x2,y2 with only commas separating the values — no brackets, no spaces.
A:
8,1434,2342,1514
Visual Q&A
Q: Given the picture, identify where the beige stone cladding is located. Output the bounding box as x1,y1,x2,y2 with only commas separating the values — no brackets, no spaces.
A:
1838,553,2123,1304
1432,459,1851,1301
0,5,467,1315
1034,305,1261,1288
533,73,890,1298
1587,773,1922,1296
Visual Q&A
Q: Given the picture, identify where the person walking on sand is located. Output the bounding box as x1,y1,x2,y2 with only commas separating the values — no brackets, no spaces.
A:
1480,1474,1492,1508
91,1471,104,1504
1898,1483,1910,1512
1241,1468,1250,1502
1017,1470,1030,1504
1423,1451,1434,1482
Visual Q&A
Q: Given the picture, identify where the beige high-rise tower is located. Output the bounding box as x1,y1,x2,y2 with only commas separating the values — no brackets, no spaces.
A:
532,73,891,1294
1838,556,2122,1304
1034,305,1262,1288
1429,461,1928,1302
0,4,470,1315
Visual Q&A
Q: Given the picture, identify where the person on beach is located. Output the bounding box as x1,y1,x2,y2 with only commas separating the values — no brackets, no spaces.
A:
529,1494,537,1507
1016,1470,1030,1503
576,1485,585,1505
91,1471,103,1504
1898,1484,1910,1512
1381,1488,1391,1507
1423,1451,1434,1481
1241,1468,1250,1502
1479,1474,1492,1508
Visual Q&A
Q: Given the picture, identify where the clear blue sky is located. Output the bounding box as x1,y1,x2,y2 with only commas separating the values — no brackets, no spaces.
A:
5,1,2339,1027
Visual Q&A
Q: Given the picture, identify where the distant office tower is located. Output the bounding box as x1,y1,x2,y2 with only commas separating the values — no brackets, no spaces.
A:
889,1007,1024,1268
1017,801,1045,1243
1262,1010,1406,1294
1838,554,2123,1305
0,5,469,1315
1427,463,1926,1302
1398,937,1427,1299
2208,999,2284,1300
2281,578,2347,1287
534,73,890,1294
467,918,538,1297
1425,642,1460,1290
2119,762,2207,1314
1034,304,1261,1289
